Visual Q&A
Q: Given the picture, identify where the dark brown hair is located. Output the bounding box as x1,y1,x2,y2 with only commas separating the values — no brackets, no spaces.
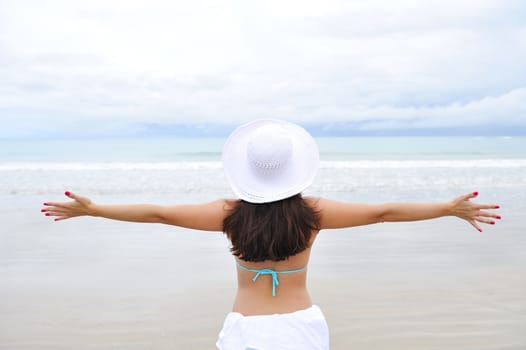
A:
223,194,320,262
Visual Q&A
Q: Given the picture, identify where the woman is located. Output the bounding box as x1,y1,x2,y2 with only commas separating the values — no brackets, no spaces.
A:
42,119,500,350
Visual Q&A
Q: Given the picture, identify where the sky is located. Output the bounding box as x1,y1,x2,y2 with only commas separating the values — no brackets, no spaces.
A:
1,0,525,138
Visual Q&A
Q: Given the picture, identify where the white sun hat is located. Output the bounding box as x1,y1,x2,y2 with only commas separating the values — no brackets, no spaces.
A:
222,119,319,203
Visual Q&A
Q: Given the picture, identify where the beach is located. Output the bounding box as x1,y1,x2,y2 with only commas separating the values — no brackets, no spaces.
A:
2,207,525,349
1,136,526,349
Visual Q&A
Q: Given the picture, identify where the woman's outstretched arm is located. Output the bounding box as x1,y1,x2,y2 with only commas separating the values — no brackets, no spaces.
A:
42,191,236,231
312,192,500,232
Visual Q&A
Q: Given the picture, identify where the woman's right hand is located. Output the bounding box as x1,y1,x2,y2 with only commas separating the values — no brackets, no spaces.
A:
449,192,501,232
42,191,93,221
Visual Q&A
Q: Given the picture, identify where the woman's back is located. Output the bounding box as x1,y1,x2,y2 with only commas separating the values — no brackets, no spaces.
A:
223,195,321,315
233,244,315,315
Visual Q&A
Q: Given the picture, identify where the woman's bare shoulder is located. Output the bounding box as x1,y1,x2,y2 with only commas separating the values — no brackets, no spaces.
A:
303,196,340,209
303,196,383,229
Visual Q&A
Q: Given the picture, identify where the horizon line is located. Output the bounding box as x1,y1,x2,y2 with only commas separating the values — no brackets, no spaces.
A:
1,122,526,140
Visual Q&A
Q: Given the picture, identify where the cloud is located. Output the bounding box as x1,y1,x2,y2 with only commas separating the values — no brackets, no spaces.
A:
339,88,526,129
0,0,525,138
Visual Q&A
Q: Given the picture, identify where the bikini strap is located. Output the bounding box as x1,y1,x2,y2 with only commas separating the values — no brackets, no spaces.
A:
236,261,306,297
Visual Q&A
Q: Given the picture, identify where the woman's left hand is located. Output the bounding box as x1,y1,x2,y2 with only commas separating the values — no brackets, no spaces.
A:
41,191,94,221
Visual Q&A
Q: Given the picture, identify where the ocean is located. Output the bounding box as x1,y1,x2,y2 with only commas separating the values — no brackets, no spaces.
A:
1,136,526,349
2,136,525,203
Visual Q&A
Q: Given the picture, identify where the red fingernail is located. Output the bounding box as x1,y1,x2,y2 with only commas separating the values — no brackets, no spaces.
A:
43,203,48,206
478,228,483,232
41,209,46,212
496,215,501,219
495,205,500,209
45,213,50,216
473,192,478,196
490,221,495,225
65,191,71,196
54,218,59,221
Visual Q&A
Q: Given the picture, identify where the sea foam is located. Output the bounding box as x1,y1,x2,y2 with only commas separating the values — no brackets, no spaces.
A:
1,159,526,171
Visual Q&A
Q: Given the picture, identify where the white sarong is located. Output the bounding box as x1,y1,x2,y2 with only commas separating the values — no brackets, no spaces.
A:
216,305,329,350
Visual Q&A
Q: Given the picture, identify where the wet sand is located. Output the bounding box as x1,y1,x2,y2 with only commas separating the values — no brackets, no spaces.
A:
1,206,525,349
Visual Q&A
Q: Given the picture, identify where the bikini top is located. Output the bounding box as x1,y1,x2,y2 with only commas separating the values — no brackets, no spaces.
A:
236,261,306,297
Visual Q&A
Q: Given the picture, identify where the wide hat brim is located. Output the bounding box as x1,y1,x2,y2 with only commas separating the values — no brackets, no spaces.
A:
222,119,319,203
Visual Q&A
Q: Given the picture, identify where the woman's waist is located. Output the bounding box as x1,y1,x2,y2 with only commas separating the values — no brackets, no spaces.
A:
233,287,312,316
